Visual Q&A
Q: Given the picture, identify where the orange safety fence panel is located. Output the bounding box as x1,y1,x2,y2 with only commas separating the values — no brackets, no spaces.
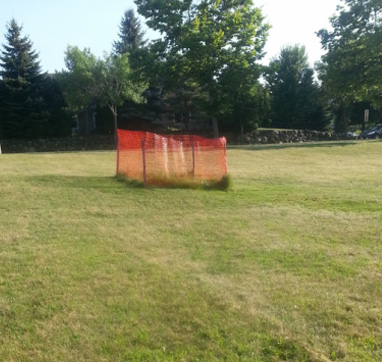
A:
117,129,228,184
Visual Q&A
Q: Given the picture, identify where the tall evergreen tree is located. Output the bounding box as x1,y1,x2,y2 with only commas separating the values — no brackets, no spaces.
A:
0,19,48,138
113,9,145,55
218,62,270,134
265,46,330,131
0,77,5,135
43,75,73,137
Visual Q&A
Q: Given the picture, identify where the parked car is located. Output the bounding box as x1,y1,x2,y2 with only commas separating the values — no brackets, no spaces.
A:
359,124,382,139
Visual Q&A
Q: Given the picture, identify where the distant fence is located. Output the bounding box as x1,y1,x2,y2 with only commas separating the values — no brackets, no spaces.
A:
0,130,353,154
117,129,228,185
225,129,352,145
0,135,115,153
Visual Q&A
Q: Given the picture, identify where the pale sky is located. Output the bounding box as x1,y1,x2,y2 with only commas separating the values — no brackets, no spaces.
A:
257,0,339,66
0,0,340,73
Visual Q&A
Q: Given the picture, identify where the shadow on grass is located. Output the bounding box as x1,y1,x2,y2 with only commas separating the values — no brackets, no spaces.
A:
228,141,360,151
23,174,232,192
116,174,232,191
25,175,120,190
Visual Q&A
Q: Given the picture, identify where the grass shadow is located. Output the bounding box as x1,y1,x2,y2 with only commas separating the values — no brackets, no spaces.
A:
23,174,232,192
23,174,121,190
116,174,232,191
228,141,360,151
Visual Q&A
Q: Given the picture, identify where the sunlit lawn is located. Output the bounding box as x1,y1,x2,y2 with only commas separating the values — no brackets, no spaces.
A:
1,140,381,361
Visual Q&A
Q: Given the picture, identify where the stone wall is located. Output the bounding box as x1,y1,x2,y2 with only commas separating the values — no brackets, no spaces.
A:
225,129,352,145
1,135,115,154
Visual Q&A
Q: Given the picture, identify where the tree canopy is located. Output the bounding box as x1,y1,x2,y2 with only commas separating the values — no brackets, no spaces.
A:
59,46,146,143
317,0,382,131
94,53,146,143
0,19,48,138
265,45,330,131
135,0,270,136
59,46,97,111
113,9,145,56
5,2,381,140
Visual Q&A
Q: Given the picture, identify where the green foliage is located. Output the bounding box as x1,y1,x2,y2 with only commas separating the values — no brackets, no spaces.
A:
58,46,98,112
113,9,145,55
112,8,149,78
0,77,5,136
0,19,49,138
94,53,146,142
265,45,331,131
94,54,146,111
42,76,73,137
317,0,382,131
135,0,270,136
58,47,146,140
318,0,382,103
218,63,270,132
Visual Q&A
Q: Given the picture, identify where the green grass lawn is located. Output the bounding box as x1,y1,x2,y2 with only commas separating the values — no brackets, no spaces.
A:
1,140,382,361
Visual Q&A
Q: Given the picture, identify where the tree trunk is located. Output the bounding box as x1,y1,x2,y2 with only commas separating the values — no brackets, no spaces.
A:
362,109,368,132
85,107,89,135
184,99,189,131
342,103,348,134
108,104,118,148
113,112,118,148
212,117,219,138
334,101,348,134
240,123,244,145
209,89,219,138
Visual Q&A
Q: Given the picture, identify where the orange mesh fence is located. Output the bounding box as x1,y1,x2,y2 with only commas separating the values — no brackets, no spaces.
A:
117,129,228,185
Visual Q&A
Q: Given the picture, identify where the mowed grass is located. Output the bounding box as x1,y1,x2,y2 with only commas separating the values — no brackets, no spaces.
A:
0,140,381,361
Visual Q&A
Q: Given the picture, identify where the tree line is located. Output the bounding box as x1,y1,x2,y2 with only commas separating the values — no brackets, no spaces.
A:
0,0,381,140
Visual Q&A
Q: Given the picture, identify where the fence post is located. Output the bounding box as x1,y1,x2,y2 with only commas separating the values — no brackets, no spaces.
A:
116,135,120,175
224,138,228,176
142,139,146,186
191,137,195,176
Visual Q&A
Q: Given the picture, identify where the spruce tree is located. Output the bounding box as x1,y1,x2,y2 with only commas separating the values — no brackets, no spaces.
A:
265,46,330,131
0,19,48,138
113,9,145,55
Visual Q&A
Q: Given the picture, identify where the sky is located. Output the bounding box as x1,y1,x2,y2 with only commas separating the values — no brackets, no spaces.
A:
0,0,340,73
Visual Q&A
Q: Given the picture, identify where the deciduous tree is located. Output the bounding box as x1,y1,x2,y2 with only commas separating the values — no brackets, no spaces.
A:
58,46,98,135
59,47,146,144
317,0,382,132
94,54,146,144
265,45,330,131
135,0,269,137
